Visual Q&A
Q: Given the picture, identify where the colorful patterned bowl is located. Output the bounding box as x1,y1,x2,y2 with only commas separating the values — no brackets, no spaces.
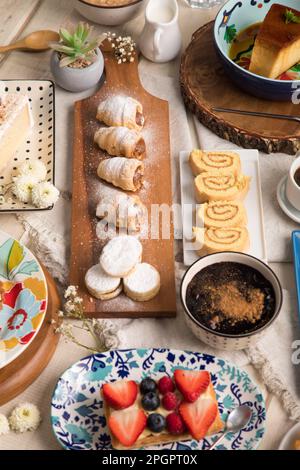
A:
180,252,283,351
0,230,47,368
214,0,300,101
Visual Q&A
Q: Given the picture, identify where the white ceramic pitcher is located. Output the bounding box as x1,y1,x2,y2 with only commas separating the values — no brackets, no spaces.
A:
139,0,182,63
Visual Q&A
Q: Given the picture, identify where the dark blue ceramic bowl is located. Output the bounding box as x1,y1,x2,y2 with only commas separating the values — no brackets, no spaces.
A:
214,0,300,101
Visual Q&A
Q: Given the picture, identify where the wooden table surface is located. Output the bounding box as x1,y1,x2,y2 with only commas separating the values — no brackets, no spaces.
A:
0,0,296,450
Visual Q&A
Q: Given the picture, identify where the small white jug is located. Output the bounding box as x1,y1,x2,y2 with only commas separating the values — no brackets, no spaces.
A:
139,0,182,63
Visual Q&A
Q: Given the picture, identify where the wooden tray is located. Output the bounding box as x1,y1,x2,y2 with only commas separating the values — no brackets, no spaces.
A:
70,46,176,318
180,22,300,155
0,266,60,405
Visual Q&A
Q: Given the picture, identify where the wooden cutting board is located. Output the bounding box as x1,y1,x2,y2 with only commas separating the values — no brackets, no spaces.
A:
180,22,300,155
0,266,60,405
70,45,176,318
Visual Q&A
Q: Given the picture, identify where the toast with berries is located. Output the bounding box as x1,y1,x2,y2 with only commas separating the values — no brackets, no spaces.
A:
101,369,224,450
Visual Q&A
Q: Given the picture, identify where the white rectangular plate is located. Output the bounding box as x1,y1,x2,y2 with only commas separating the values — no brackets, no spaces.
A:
0,79,55,212
180,150,267,266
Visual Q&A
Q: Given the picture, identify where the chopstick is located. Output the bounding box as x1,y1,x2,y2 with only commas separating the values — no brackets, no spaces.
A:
212,107,300,123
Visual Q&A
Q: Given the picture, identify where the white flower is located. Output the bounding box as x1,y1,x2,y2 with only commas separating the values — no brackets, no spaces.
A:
31,181,59,209
0,414,9,435
12,175,38,203
64,285,77,299
65,300,76,313
8,403,41,433
18,160,47,182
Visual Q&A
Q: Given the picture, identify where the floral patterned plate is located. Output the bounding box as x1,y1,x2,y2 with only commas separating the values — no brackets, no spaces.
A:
0,230,47,369
51,349,266,451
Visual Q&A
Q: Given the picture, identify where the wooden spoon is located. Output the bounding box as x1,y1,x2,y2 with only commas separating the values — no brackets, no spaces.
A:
0,30,60,53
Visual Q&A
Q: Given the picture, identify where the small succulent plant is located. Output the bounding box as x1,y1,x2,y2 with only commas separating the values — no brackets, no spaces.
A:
50,22,106,68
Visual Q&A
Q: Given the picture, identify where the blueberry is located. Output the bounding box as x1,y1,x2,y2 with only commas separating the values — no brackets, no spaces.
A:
147,413,166,433
141,392,160,411
140,377,157,394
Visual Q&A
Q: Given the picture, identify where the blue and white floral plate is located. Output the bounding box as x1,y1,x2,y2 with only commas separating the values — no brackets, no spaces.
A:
51,349,266,451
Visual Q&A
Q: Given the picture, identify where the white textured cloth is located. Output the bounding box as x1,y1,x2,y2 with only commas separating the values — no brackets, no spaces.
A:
1,73,299,451
194,119,299,262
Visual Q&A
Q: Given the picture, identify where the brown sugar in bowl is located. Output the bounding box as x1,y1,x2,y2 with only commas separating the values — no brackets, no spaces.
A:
180,252,283,351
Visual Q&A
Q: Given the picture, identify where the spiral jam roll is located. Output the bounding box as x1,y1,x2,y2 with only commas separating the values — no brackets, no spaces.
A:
193,226,250,255
189,150,241,176
197,201,247,228
195,172,250,203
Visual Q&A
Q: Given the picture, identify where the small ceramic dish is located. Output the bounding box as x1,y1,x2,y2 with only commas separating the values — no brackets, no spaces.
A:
279,421,300,450
277,176,300,224
180,252,283,351
0,229,48,369
74,0,146,26
214,0,300,101
51,348,266,450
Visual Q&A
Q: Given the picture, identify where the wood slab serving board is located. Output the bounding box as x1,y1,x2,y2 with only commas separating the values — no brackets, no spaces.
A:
180,22,300,155
70,46,176,318
0,266,60,405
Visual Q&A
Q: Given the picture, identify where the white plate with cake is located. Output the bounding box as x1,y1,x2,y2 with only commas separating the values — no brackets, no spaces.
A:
179,149,267,266
0,80,55,212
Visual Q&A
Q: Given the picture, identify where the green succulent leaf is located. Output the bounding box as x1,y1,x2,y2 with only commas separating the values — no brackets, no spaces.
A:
59,28,75,47
50,43,75,54
75,22,85,40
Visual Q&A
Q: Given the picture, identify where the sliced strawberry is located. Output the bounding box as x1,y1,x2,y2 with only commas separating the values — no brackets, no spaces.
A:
102,380,138,409
179,398,218,440
109,409,147,447
174,369,210,402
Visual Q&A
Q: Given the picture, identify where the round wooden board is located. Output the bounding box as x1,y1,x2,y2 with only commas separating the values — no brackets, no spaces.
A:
0,266,61,405
180,21,300,155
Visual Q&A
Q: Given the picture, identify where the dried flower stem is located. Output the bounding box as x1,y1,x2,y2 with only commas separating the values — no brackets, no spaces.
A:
56,285,120,353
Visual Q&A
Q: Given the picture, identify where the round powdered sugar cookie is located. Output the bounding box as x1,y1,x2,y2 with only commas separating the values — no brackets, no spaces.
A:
100,235,142,277
123,263,160,302
85,264,122,300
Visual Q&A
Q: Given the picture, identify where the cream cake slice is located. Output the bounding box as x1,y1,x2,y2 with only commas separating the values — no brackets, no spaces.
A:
0,93,33,173
249,4,300,79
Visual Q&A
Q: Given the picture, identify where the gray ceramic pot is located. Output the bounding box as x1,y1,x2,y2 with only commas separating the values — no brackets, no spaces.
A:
50,47,104,92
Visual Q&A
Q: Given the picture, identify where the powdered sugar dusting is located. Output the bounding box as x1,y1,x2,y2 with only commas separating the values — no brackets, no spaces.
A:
123,262,160,294
85,264,121,294
100,235,142,277
97,95,143,130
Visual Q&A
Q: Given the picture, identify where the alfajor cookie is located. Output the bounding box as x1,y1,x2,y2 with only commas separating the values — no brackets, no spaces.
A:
123,263,160,302
85,264,122,300
100,235,142,278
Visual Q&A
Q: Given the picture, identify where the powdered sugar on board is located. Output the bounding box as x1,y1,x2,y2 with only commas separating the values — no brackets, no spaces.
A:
70,64,176,317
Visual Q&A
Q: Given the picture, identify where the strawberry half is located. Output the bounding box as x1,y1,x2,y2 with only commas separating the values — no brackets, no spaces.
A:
174,369,210,402
179,398,218,440
108,409,147,447
102,380,138,409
